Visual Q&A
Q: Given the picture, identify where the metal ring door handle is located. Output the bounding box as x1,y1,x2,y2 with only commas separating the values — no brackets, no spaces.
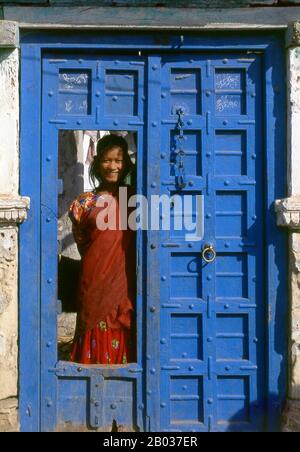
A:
202,244,216,263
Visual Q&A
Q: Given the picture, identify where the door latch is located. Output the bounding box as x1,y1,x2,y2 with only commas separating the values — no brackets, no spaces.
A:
202,243,216,263
173,107,186,190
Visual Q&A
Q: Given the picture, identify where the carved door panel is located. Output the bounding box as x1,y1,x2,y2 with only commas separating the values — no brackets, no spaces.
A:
147,53,265,432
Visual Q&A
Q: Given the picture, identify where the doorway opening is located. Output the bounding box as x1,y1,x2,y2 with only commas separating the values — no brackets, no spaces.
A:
57,129,137,364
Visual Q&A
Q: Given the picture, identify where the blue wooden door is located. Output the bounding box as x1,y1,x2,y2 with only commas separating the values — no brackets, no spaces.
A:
147,53,265,432
41,53,146,432
23,36,285,432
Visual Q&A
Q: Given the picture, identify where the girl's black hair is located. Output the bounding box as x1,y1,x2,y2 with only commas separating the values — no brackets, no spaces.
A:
89,134,134,189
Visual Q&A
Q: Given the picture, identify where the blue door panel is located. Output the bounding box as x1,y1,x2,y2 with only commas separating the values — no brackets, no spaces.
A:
55,367,143,432
154,53,265,432
41,53,146,432
20,34,286,432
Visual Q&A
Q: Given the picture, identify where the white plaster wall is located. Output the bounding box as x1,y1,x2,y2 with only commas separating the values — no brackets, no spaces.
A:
288,48,300,196
287,46,300,402
0,48,19,420
0,49,19,194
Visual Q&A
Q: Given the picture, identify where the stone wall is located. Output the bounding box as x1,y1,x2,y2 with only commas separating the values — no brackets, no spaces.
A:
287,42,300,405
0,46,19,432
0,21,29,432
0,398,18,432
283,400,300,432
275,26,300,432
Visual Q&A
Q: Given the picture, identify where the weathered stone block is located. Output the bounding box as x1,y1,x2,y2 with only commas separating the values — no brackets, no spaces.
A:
58,313,77,342
0,226,18,401
0,293,9,316
275,196,300,230
0,195,30,225
287,22,300,47
283,400,300,432
0,21,18,48
0,398,18,432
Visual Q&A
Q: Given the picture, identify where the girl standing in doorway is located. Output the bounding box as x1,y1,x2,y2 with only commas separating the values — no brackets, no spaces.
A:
69,134,136,365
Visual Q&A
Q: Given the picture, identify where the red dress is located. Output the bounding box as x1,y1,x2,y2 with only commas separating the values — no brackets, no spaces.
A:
68,188,136,365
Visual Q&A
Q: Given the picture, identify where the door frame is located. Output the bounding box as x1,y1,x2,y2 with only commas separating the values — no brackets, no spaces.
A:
20,30,287,432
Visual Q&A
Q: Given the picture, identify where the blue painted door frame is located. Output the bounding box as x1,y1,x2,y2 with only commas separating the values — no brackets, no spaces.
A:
20,31,287,432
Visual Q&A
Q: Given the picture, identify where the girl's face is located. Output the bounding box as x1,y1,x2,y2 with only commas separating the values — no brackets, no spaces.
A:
98,146,125,185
